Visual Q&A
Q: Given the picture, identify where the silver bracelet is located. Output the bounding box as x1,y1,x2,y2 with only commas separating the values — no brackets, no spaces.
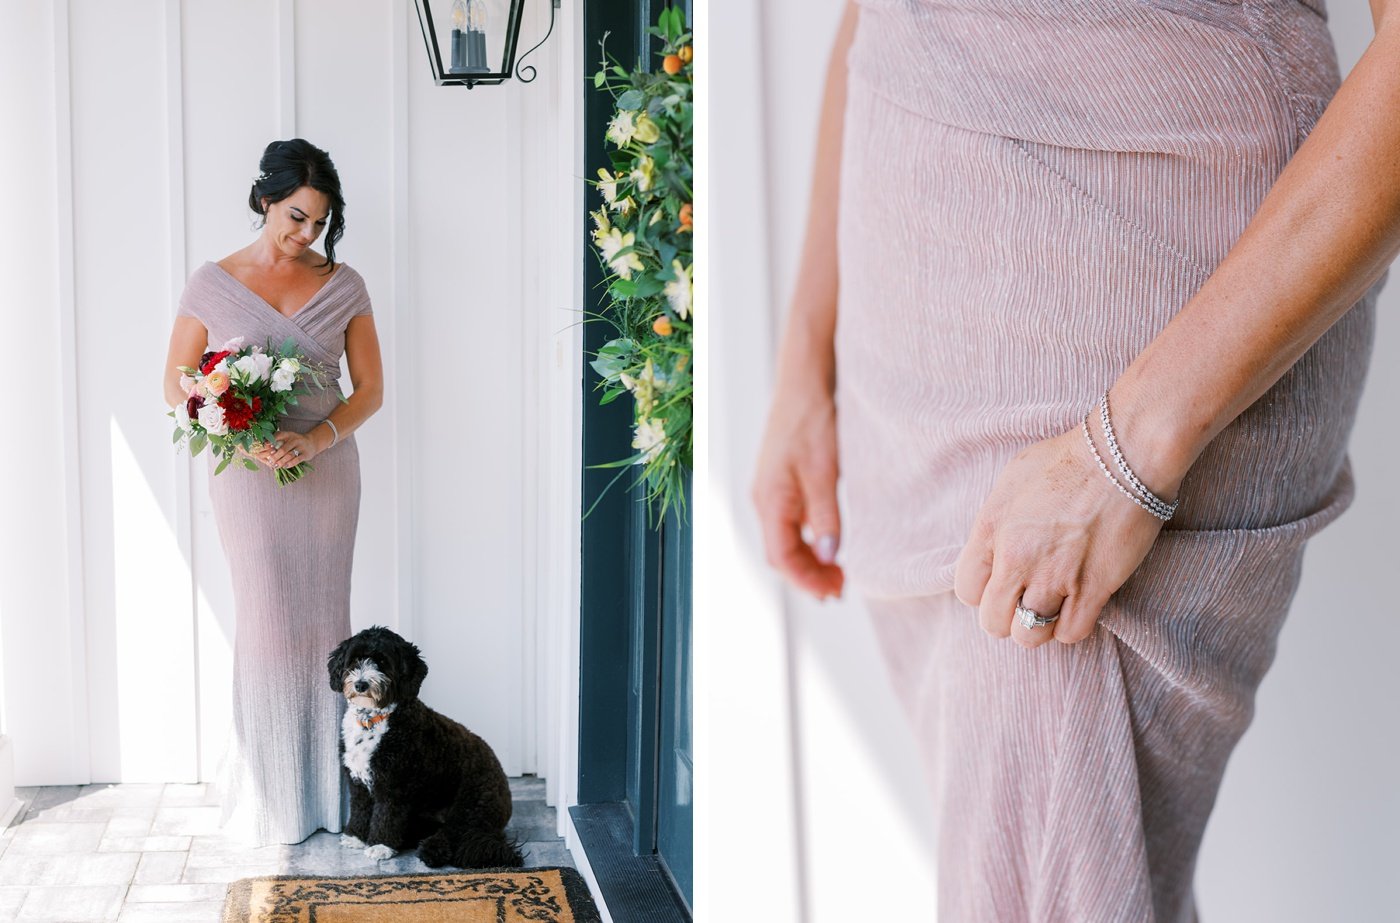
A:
1098,392,1177,519
1082,415,1173,522
320,418,340,449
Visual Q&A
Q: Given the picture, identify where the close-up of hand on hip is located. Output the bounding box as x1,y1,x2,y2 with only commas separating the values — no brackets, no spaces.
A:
953,425,1169,648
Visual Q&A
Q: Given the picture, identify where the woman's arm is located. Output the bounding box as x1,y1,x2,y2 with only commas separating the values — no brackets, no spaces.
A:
264,313,384,468
956,6,1400,647
1111,4,1400,497
751,0,859,600
164,317,209,408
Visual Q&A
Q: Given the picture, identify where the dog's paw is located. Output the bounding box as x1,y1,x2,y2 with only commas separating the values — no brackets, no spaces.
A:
417,834,454,869
364,843,398,861
340,834,366,849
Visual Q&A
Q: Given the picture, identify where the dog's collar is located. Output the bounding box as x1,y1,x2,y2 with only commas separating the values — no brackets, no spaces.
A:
352,703,396,730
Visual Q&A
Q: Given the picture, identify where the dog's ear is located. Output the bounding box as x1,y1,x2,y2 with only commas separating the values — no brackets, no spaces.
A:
399,640,429,701
327,638,351,692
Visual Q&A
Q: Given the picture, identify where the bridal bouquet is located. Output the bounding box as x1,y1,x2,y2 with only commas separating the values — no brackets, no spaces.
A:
170,336,336,485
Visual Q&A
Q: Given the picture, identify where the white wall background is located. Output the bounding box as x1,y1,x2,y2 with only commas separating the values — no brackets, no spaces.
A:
0,0,582,796
708,2,1399,920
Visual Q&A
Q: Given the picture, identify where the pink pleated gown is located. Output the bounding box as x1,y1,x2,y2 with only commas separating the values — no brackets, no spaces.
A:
177,260,372,845
833,1,1386,920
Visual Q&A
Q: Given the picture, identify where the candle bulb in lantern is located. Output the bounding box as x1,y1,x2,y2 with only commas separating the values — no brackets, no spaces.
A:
448,0,469,72
464,0,489,73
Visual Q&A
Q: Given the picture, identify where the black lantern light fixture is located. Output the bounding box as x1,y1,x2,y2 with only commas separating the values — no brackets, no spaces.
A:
413,0,558,88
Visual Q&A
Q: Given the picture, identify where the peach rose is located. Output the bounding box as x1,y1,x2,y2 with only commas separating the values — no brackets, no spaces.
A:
204,370,230,397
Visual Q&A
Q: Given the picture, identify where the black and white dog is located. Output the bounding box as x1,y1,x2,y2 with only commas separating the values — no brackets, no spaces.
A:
327,625,524,868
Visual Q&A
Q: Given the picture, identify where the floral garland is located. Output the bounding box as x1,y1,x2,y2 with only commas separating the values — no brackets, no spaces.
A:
588,6,693,525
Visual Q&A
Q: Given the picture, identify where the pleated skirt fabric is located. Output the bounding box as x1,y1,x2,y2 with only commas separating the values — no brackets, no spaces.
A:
206,428,359,847
833,1,1385,919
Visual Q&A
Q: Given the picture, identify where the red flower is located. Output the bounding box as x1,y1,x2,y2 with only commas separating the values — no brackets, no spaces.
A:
186,393,204,419
200,350,233,375
218,392,260,432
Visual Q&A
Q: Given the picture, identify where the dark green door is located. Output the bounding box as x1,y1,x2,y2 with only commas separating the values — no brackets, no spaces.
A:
655,481,692,900
575,0,692,916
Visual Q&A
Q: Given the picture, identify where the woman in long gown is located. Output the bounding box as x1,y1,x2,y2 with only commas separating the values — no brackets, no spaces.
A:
162,138,384,845
754,0,1398,918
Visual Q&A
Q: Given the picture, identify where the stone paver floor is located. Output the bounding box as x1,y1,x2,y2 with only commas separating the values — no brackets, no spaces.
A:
0,777,572,922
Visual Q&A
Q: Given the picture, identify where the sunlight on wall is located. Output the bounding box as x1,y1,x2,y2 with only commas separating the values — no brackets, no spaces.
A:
696,486,803,920
792,599,940,923
109,417,197,781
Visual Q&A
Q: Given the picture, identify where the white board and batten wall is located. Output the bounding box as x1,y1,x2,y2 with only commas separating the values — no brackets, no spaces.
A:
0,0,585,829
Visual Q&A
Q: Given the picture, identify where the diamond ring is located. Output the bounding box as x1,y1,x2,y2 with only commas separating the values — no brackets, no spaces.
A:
1016,604,1059,630
292,448,301,457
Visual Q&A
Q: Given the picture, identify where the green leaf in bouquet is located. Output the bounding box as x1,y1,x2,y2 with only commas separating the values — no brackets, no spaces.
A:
598,386,628,406
280,337,297,358
241,458,258,471
214,454,232,476
189,431,208,456
593,69,606,88
171,427,186,445
616,89,644,111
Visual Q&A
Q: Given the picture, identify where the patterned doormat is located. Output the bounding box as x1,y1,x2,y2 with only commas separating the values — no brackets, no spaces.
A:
222,868,602,923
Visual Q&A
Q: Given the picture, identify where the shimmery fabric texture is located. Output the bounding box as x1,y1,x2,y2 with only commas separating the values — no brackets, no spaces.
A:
178,260,373,845
834,0,1385,919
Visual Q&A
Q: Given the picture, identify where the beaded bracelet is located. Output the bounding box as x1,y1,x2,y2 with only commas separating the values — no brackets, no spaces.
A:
320,418,340,449
1081,413,1173,522
1097,392,1177,519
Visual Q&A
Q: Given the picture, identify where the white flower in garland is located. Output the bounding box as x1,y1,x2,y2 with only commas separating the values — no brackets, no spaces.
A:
631,156,656,193
606,110,638,146
632,417,667,463
597,227,645,281
664,260,692,320
597,168,618,207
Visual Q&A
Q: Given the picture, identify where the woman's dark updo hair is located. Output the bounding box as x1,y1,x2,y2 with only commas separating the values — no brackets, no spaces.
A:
248,138,345,274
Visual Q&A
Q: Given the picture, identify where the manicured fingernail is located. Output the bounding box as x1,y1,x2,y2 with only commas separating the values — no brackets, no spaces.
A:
815,534,838,565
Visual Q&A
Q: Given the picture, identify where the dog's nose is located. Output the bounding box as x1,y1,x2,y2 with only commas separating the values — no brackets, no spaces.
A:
353,681,369,693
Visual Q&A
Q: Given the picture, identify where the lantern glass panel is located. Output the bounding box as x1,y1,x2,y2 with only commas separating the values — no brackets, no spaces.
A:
428,0,510,77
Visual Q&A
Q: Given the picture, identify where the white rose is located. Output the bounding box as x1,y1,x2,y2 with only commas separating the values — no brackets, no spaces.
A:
232,352,274,384
174,402,192,433
270,366,296,393
211,358,229,376
220,336,246,352
278,357,301,374
197,402,228,436
178,373,195,392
